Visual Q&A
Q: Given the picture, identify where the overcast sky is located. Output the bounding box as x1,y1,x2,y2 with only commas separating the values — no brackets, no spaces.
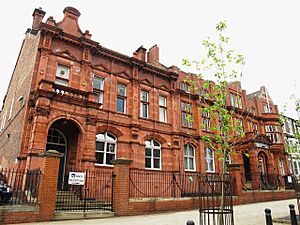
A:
0,0,299,118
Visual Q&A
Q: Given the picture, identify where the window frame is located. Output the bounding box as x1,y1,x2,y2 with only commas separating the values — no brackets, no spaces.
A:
93,75,105,106
140,90,149,118
116,84,127,113
184,144,196,171
279,158,285,176
202,111,210,132
181,102,192,128
95,132,117,166
145,140,161,170
159,96,167,123
55,64,70,86
205,147,215,173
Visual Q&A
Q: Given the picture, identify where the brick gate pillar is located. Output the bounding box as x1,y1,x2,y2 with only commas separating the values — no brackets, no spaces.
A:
228,164,243,197
38,150,63,221
112,158,133,216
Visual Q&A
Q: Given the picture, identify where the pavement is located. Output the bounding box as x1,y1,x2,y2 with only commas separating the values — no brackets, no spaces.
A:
16,199,297,225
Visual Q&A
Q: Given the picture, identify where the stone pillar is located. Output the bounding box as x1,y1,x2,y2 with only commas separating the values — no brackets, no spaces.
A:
228,164,243,196
111,158,133,216
38,150,63,221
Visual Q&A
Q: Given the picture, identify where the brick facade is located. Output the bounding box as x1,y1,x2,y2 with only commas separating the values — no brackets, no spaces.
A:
0,7,293,222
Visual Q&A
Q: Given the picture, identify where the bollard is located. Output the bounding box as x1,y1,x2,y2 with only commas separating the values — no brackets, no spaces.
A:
186,220,195,225
289,204,298,225
265,208,273,225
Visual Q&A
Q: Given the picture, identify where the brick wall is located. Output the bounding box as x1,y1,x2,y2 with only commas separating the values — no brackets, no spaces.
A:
0,31,40,168
0,206,39,224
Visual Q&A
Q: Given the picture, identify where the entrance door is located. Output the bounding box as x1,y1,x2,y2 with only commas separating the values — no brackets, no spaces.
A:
242,151,252,181
46,128,67,190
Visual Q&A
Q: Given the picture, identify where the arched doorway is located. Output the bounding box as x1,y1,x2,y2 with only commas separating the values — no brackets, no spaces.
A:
242,151,252,181
46,128,67,190
46,119,81,190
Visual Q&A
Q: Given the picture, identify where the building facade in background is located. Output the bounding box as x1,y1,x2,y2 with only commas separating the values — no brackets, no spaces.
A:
282,115,300,176
0,7,288,191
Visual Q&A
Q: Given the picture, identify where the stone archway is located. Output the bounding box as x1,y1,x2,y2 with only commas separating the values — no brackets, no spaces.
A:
46,119,81,190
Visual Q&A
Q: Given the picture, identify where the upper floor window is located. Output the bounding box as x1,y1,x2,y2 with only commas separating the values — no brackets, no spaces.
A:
184,144,195,171
117,84,126,113
95,132,117,166
140,91,149,118
263,105,272,113
93,76,104,106
249,107,256,115
202,111,210,132
179,82,191,93
56,65,70,86
265,125,281,143
145,140,161,169
159,96,167,123
8,98,14,121
181,102,192,128
205,147,215,172
230,94,242,109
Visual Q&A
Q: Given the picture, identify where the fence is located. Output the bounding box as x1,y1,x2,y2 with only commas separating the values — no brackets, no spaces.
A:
0,168,41,205
55,169,114,212
129,169,237,199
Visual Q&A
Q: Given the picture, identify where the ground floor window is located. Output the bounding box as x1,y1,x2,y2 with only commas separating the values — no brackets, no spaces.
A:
184,144,195,171
205,148,215,172
145,140,161,169
96,132,117,166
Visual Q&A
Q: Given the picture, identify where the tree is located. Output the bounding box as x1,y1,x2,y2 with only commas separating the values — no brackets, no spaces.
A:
182,21,246,225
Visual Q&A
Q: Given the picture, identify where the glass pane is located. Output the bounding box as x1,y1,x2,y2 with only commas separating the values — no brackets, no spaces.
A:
145,140,151,147
95,152,104,164
153,141,160,147
188,158,194,170
117,84,126,96
56,65,69,79
107,133,116,142
107,143,115,153
117,98,125,112
93,78,104,90
96,142,104,151
96,133,105,141
97,92,103,104
106,153,115,165
153,149,160,157
159,108,166,122
159,96,166,106
184,157,188,170
188,146,194,156
145,148,151,156
55,79,68,86
182,113,187,126
141,91,148,102
180,82,185,90
142,103,148,118
154,159,160,169
181,102,186,110
145,158,151,168
184,145,188,155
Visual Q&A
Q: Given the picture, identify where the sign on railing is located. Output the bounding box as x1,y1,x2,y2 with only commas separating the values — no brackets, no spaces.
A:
68,172,85,185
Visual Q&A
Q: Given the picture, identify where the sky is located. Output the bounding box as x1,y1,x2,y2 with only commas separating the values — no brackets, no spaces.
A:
0,0,299,118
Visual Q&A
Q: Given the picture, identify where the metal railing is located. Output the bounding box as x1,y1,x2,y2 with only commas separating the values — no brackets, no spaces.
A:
0,168,41,205
55,169,114,212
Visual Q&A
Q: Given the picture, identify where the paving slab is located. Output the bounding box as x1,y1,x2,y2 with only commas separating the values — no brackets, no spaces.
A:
14,199,297,225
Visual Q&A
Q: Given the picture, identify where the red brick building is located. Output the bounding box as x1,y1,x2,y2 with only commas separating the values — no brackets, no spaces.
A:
0,7,289,193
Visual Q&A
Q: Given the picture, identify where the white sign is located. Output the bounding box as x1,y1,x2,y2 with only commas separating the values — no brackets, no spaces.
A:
254,142,269,149
287,176,293,183
68,172,85,185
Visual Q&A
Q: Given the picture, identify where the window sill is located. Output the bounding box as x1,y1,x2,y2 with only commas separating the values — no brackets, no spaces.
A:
145,167,161,171
95,164,114,168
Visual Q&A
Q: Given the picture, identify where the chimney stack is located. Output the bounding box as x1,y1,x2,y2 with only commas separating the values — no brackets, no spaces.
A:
147,45,159,64
32,7,46,31
133,46,147,61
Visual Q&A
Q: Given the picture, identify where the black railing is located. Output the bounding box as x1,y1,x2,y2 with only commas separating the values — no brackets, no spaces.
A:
0,168,41,205
55,169,114,212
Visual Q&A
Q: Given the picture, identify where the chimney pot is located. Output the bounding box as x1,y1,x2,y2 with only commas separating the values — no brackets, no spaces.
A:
147,45,159,64
133,45,147,61
32,7,46,31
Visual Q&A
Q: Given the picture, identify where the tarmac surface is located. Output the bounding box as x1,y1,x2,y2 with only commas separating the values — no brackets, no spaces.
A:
16,199,297,225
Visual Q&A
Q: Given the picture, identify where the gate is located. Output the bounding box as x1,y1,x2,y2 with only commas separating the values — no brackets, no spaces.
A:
55,169,114,212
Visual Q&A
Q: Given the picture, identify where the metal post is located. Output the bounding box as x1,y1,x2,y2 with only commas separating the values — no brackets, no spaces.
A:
289,204,298,225
186,220,195,225
264,208,273,225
